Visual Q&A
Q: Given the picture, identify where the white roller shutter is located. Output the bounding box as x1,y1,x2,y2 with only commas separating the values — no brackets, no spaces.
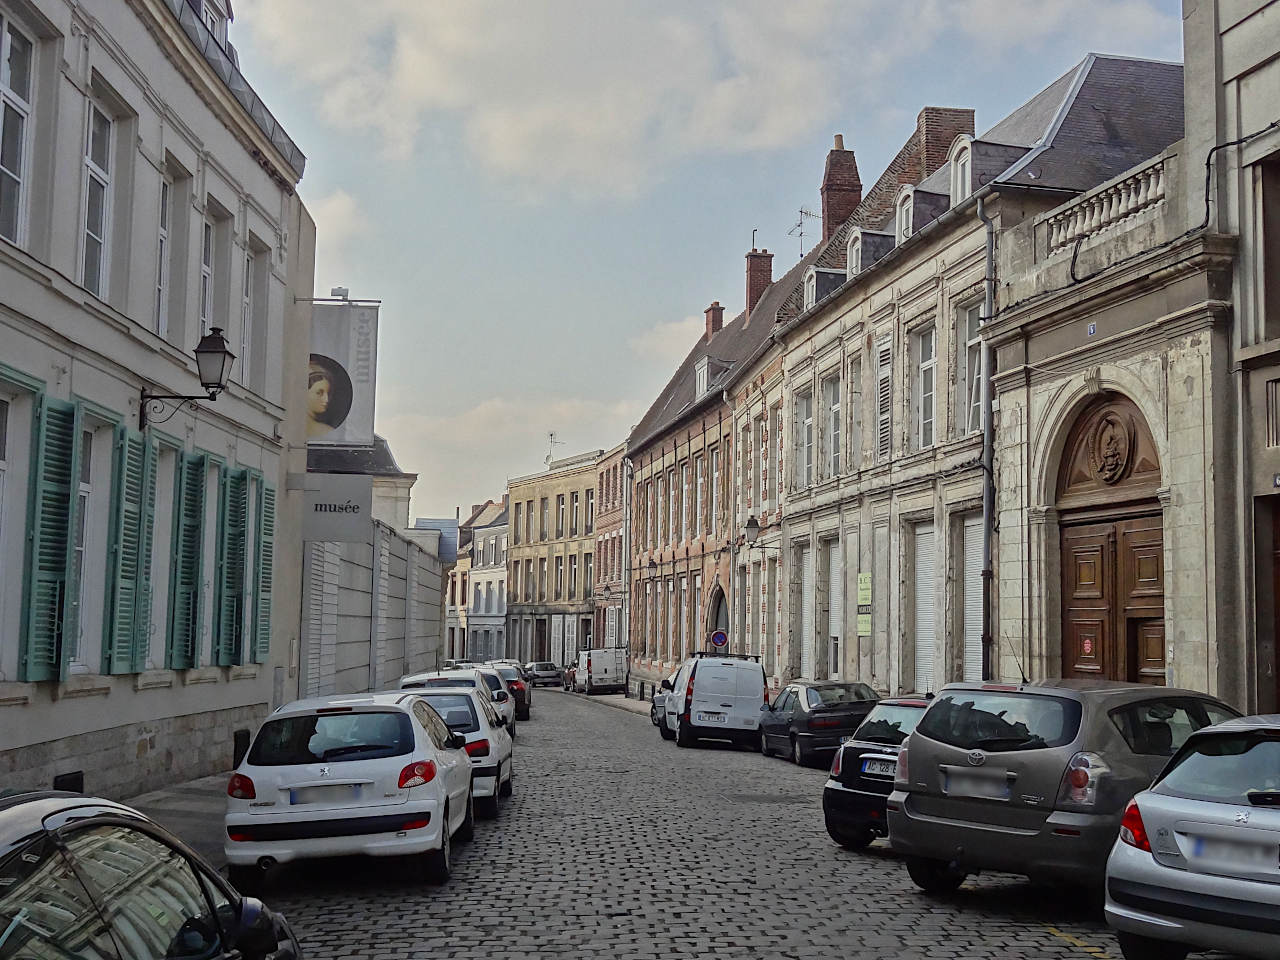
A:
800,545,814,678
963,515,984,682
914,524,936,694
827,540,842,678
551,615,564,666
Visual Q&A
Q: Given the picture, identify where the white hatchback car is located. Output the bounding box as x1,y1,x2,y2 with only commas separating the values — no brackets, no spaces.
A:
417,686,515,818
224,692,474,889
402,668,517,734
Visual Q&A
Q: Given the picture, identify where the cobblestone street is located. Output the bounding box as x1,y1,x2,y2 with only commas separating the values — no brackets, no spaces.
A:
264,691,1229,960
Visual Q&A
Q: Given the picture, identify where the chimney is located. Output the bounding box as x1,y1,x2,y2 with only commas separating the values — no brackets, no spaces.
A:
704,301,724,341
821,134,862,242
745,248,773,320
917,107,975,179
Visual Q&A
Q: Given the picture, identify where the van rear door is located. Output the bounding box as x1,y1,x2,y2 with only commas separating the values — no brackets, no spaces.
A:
732,663,765,731
690,661,737,730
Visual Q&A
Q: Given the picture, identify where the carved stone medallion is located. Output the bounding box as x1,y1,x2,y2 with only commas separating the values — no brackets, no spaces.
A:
1088,412,1132,485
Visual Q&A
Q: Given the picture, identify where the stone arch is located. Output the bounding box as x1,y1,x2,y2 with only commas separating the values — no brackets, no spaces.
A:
705,584,729,648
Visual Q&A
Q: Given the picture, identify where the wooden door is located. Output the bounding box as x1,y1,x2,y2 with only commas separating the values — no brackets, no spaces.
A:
1118,516,1166,685
1061,523,1114,679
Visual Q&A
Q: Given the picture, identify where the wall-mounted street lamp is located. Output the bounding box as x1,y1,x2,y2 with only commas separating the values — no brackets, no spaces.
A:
140,327,236,430
743,515,783,552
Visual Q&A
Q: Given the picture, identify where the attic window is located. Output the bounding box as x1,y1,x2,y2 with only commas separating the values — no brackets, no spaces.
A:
695,357,709,397
896,189,913,245
846,233,862,280
803,268,817,310
951,142,972,204
201,0,227,45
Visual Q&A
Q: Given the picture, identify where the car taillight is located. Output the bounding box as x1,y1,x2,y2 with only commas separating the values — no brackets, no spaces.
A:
763,685,770,707
512,680,526,692
1119,800,1151,852
684,672,695,718
398,760,437,788
465,739,491,758
227,773,256,800
1056,751,1111,810
894,744,909,787
830,748,842,777
810,717,842,730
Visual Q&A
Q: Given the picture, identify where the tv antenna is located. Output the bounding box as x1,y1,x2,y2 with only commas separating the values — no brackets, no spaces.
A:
545,431,564,465
787,207,819,255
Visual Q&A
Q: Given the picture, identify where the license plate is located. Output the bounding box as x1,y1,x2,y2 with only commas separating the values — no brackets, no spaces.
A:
290,784,358,804
1191,835,1278,867
861,758,897,777
697,713,727,724
944,772,1010,799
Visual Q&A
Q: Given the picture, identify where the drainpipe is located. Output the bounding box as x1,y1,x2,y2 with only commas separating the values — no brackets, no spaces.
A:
623,455,634,696
976,195,997,681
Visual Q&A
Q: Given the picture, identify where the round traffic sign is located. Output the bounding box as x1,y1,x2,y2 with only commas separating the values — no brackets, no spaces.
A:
710,630,728,648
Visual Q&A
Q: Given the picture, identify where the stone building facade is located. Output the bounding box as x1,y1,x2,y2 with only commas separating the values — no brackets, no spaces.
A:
0,0,311,796
506,451,600,665
593,442,627,650
467,506,508,661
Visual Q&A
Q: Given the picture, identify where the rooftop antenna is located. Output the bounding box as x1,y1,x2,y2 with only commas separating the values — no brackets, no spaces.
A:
787,207,819,256
545,431,564,466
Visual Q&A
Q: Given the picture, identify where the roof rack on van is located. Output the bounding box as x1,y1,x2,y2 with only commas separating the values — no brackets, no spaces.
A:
692,650,760,662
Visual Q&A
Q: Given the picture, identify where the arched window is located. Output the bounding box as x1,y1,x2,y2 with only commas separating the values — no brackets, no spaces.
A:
896,189,913,245
803,268,817,309
846,232,862,279
952,146,972,203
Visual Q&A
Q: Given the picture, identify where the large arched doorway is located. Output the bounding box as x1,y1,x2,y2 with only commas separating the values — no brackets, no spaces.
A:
1057,393,1164,683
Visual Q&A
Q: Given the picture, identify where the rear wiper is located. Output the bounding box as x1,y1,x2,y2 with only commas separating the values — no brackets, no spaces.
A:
321,744,395,759
1247,790,1280,806
972,735,1045,750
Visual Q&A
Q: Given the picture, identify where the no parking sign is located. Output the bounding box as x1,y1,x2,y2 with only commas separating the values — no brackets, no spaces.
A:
710,630,728,648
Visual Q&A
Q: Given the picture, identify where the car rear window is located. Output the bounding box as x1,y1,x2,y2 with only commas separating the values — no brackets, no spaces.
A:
248,711,414,765
424,676,475,688
538,662,554,670
481,674,503,691
422,694,479,733
807,683,877,708
495,667,519,681
852,704,926,746
1109,697,1239,757
1154,731,1280,805
915,691,1082,751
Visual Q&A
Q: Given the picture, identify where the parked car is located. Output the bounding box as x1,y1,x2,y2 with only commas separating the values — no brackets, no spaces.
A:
887,680,1239,893
0,791,301,959
653,670,678,739
488,662,532,720
442,659,476,671
525,661,562,687
401,669,517,735
473,666,518,732
419,687,515,819
1104,714,1280,960
759,680,880,765
224,692,474,889
574,647,627,694
823,698,929,849
662,653,767,747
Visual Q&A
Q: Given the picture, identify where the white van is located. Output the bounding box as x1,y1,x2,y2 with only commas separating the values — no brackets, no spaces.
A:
575,647,627,694
662,653,766,747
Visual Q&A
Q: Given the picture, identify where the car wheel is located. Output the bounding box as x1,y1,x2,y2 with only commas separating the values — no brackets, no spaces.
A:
500,766,514,797
676,720,696,748
457,792,476,840
1115,933,1187,960
478,789,500,819
791,736,807,766
826,822,874,851
650,705,659,725
422,808,452,884
760,730,772,757
659,718,676,741
227,864,265,896
905,856,966,894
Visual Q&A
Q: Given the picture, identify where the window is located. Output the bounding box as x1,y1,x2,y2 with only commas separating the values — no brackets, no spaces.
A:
568,554,577,599
474,583,482,610
583,553,592,598
694,455,704,538
538,557,547,600
656,473,665,545
585,489,594,534
556,494,565,538
199,218,214,329
69,429,93,668
795,391,814,488
540,497,548,540
678,576,687,659
696,356,709,397
916,690,1083,751
525,499,533,542
752,420,763,509
0,15,34,244
666,578,675,660
875,337,892,461
82,103,112,296
202,0,227,45
1109,698,1238,758
239,248,253,384
1152,727,1276,805
916,326,936,448
822,376,840,478
709,447,720,534
846,233,861,280
958,303,982,436
645,480,654,547
771,404,782,502
525,558,533,601
952,144,972,204
570,491,579,536
667,470,677,542
848,355,862,470
680,462,689,541
803,268,817,309
554,555,564,599
513,502,522,544
896,189,913,244
155,178,171,333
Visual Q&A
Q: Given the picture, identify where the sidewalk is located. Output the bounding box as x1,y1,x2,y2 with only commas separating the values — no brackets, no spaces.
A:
556,687,651,719
127,771,231,869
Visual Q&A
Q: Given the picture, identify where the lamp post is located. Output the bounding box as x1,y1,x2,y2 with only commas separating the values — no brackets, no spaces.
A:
140,327,235,429
743,515,783,553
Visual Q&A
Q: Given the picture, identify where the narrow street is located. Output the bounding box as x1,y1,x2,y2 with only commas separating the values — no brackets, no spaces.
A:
265,691,1213,960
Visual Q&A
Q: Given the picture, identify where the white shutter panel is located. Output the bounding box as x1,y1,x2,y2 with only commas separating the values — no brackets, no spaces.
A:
914,524,936,694
876,338,892,461
800,546,814,678
827,541,842,637
552,615,564,665
963,515,984,682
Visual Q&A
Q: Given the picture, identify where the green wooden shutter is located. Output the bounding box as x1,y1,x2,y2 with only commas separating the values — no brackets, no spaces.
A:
20,396,81,682
103,427,146,674
167,452,206,669
252,483,276,663
215,467,248,666
132,435,159,673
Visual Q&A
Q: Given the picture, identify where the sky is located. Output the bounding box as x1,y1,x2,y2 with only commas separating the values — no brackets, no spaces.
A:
230,0,1184,519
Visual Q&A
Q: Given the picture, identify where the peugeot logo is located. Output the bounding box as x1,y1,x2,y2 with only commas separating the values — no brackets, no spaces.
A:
319,766,332,778
967,750,986,767
1236,810,1250,824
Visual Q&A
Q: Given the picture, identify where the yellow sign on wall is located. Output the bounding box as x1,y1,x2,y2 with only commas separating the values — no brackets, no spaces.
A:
856,572,872,637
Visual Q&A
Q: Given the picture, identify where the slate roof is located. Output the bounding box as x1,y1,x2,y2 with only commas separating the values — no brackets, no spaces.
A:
307,435,416,479
414,518,459,563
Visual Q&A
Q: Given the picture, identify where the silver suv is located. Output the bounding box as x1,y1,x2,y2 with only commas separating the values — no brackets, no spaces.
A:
887,680,1238,892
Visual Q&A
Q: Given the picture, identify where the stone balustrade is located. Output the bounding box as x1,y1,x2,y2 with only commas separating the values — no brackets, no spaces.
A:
1047,158,1166,253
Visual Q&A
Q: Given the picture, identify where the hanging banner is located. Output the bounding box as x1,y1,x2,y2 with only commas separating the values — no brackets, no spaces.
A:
308,301,379,446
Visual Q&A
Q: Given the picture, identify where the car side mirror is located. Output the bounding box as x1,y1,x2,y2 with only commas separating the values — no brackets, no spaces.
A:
760,702,770,712
446,733,467,750
230,897,284,959
494,690,509,703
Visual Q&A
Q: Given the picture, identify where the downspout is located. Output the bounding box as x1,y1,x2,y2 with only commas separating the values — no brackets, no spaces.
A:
623,455,634,695
723,389,735,657
976,195,997,681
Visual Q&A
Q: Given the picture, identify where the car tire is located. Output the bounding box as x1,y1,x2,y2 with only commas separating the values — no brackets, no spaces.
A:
227,864,265,896
1115,933,1187,960
675,720,696,748
500,767,514,797
826,823,874,851
457,792,476,840
905,856,966,894
478,790,500,819
791,736,808,766
760,730,772,757
650,705,659,725
422,809,452,885
659,718,676,741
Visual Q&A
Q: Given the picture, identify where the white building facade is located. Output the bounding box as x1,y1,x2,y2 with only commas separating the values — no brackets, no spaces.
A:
467,512,507,660
0,0,311,797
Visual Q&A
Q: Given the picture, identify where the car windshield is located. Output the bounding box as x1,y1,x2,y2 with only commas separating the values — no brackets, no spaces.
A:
852,704,926,745
423,694,480,733
807,683,877,708
915,691,1082,751
481,674,503,691
495,667,520,681
248,711,414,765
1154,731,1280,805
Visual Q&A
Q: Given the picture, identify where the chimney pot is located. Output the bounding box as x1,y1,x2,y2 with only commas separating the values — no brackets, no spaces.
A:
834,133,844,150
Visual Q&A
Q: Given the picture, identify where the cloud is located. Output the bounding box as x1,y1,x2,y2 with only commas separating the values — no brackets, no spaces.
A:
307,189,369,294
626,315,705,371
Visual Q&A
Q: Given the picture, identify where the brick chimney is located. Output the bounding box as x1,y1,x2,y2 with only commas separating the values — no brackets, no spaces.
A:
821,134,861,241
745,248,773,320
704,301,724,341
917,107,975,179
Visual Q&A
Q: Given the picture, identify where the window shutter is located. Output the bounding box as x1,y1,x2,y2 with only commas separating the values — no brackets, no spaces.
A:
167,452,206,669
132,437,159,673
21,397,81,682
103,426,147,674
252,483,275,663
214,467,248,666
876,338,892,461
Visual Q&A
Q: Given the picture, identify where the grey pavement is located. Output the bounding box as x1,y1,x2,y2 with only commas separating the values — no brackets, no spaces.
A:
568,687,653,718
127,770,231,869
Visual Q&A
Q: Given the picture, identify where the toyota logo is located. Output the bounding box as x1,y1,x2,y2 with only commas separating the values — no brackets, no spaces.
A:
966,750,986,767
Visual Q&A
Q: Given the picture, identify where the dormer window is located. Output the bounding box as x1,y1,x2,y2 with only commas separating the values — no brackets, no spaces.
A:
949,135,973,205
846,232,862,280
201,0,227,46
896,188,913,245
803,268,817,310
695,357,709,397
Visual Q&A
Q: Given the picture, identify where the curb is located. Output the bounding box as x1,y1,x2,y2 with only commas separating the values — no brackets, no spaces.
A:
563,689,651,720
